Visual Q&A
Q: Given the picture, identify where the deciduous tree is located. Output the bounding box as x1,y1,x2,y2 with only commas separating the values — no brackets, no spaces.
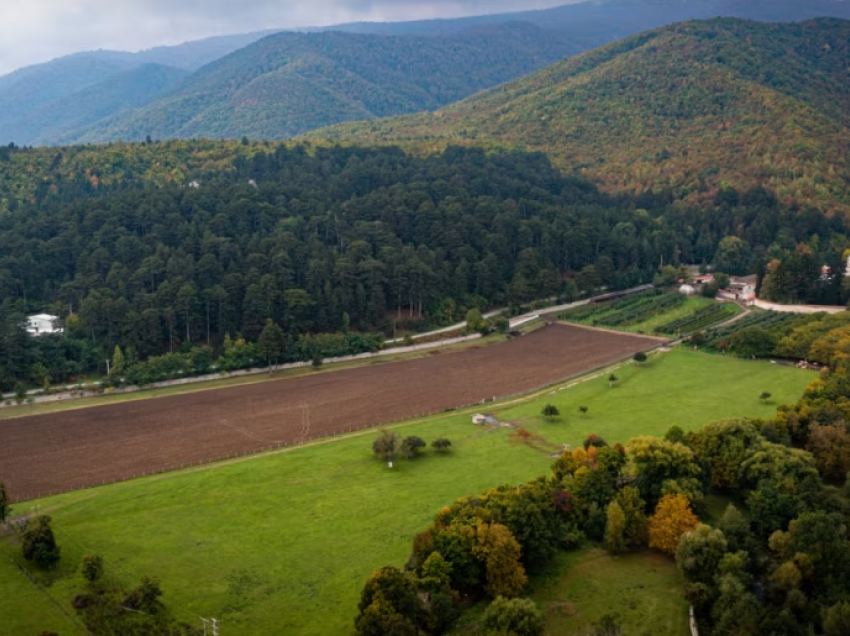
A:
604,502,626,555
21,515,60,569
675,524,728,585
401,436,426,459
431,437,452,452
648,494,699,555
473,522,528,598
481,596,544,636
373,430,402,467
541,404,560,421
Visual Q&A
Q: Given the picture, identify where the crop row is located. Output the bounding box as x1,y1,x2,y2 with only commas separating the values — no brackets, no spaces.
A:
594,293,684,327
558,289,661,321
702,311,799,346
656,304,735,334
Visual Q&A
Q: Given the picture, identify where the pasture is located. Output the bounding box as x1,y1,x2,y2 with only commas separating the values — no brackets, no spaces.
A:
0,346,814,636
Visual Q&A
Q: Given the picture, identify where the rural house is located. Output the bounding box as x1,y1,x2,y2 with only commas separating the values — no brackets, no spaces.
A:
26,314,62,336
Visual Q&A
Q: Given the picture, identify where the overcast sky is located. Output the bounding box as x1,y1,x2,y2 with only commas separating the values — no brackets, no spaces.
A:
0,0,577,75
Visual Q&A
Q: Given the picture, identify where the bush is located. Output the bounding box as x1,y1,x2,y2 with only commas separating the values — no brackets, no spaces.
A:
21,515,60,569
583,434,608,450
432,438,452,452
541,404,560,420
482,596,544,636
633,352,648,364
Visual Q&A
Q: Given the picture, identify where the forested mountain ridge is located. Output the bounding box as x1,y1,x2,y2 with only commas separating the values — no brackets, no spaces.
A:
0,30,279,147
7,64,190,146
6,0,850,147
50,24,583,146
314,18,850,215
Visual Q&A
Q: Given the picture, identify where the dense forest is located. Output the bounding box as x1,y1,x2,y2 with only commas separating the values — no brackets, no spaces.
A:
317,18,850,215
354,325,850,636
1,143,847,391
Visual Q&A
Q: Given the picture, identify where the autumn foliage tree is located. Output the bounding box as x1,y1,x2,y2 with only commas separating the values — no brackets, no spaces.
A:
604,502,626,555
472,522,528,598
648,494,699,555
806,424,850,481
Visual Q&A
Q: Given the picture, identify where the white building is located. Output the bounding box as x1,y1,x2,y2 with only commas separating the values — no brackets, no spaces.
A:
26,314,63,336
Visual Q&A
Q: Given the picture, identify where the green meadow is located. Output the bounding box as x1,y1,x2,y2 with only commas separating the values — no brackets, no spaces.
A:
1,348,813,636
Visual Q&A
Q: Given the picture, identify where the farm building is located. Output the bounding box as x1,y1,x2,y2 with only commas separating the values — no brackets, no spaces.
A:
693,274,715,285
719,275,757,302
26,314,62,336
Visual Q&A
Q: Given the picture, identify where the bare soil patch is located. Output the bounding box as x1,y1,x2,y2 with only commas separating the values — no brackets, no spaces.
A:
0,324,658,501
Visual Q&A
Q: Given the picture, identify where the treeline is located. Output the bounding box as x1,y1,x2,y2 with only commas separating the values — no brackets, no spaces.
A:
355,337,850,636
1,144,848,388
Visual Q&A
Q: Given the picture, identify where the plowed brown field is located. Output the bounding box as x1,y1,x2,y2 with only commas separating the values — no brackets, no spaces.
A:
0,324,661,501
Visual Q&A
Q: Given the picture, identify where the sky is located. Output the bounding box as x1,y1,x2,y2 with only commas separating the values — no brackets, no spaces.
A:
0,0,577,76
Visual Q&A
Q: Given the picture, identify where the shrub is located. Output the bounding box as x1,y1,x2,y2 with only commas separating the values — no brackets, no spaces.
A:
482,596,544,636
541,404,560,421
432,438,452,452
21,515,60,569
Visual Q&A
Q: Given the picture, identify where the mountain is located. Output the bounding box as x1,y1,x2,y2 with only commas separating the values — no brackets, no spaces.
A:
9,65,190,146
313,18,850,215
0,30,278,146
6,0,850,148
315,0,850,37
51,23,584,145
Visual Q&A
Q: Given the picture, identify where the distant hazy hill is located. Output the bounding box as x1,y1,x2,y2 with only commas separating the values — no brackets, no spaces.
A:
314,18,850,215
319,0,850,37
54,23,583,145
0,30,277,146
10,65,189,146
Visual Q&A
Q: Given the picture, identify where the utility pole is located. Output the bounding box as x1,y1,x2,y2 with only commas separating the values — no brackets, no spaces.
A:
212,618,219,636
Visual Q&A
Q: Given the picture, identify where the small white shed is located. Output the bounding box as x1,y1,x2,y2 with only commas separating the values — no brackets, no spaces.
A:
678,284,696,296
27,314,62,336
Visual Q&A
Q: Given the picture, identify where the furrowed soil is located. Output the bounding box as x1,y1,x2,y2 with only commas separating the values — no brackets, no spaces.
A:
1,324,660,501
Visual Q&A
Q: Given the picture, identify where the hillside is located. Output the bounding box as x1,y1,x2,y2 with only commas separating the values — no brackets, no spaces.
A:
314,18,850,214
53,24,582,145
6,0,850,147
11,65,189,146
0,30,278,146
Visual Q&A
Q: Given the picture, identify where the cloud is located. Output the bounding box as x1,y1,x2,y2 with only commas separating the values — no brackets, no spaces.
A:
0,0,573,75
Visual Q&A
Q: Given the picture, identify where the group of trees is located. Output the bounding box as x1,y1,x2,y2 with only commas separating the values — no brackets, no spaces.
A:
2,143,847,388
356,326,850,634
372,431,452,466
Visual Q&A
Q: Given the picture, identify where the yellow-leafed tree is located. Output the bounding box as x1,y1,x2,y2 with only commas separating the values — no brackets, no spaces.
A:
648,494,699,555
473,522,527,598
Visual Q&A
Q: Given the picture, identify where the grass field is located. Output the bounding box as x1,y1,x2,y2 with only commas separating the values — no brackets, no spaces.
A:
532,548,689,636
1,349,813,636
